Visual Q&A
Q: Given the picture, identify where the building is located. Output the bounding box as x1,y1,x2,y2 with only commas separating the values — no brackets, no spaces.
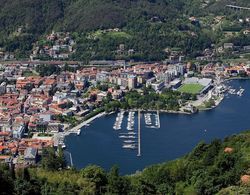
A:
156,70,175,83
151,81,165,91
128,75,137,89
24,147,38,164
223,43,234,49
96,71,110,83
0,82,6,95
169,79,182,90
13,125,25,139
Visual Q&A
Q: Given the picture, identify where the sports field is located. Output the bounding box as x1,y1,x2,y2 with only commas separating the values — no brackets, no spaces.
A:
178,84,204,94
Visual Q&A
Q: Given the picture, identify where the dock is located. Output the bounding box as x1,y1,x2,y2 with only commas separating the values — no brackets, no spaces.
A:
137,110,141,157
67,112,106,134
54,112,106,148
157,110,160,128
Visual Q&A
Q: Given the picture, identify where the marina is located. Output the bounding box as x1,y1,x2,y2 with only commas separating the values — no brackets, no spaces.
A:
144,111,161,129
227,86,245,97
127,111,135,130
144,113,152,126
65,79,250,174
113,111,125,130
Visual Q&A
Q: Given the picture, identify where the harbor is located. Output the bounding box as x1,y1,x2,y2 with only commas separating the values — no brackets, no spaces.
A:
144,111,160,129
112,110,161,152
64,79,250,174
120,111,137,150
228,87,245,96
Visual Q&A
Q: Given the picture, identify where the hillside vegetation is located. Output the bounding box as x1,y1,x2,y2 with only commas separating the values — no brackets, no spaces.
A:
1,130,250,194
0,0,249,61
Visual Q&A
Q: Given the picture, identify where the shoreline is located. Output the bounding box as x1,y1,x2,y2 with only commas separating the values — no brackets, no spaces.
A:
197,94,224,112
66,112,106,135
58,112,106,144
223,76,250,82
127,109,191,115
62,77,247,140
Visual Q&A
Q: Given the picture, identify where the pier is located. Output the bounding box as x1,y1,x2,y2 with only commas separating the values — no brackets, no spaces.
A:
54,112,106,148
67,112,106,134
156,110,160,128
137,110,141,157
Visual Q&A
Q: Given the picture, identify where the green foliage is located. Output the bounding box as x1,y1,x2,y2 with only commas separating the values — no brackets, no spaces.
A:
204,99,216,108
0,164,14,195
41,147,66,171
83,108,105,121
119,88,193,111
36,64,61,77
55,114,77,127
1,131,250,194
106,165,130,195
81,165,107,194
1,0,249,60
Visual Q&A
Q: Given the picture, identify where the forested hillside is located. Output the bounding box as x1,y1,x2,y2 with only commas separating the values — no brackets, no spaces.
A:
0,0,249,61
1,130,250,194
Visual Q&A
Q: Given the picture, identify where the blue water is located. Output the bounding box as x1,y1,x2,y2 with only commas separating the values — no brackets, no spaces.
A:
65,79,250,174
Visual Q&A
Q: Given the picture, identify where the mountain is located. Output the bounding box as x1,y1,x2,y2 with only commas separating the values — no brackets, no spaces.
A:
0,0,249,61
0,0,249,34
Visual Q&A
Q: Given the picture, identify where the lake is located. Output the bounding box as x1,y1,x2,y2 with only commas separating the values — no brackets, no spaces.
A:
65,79,250,174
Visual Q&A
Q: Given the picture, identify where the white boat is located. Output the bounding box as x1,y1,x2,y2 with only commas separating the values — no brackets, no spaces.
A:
113,111,124,130
124,140,136,143
119,135,136,139
120,132,136,135
127,132,136,135
237,88,244,96
122,144,137,149
77,129,81,136
62,144,66,149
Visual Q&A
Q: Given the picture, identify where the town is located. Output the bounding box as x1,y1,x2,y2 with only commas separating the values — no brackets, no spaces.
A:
0,50,249,168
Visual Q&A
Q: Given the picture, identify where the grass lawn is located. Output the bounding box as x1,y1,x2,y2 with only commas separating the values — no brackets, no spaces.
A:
178,84,204,94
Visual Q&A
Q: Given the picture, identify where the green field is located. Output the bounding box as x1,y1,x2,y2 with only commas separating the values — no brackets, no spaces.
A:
178,83,204,94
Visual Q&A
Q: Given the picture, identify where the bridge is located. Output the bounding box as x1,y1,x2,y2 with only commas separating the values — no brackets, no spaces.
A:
226,4,250,11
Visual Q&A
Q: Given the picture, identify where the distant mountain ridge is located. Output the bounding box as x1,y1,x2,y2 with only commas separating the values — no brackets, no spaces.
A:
1,0,249,35
0,0,249,60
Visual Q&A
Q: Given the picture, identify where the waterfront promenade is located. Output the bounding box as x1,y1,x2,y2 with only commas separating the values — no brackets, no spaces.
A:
54,112,106,147
66,112,106,134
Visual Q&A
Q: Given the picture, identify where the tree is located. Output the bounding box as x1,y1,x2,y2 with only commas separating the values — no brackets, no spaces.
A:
41,147,66,171
107,165,130,194
81,165,107,194
0,164,14,195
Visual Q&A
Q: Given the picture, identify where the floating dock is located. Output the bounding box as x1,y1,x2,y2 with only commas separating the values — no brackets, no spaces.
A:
137,110,141,157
